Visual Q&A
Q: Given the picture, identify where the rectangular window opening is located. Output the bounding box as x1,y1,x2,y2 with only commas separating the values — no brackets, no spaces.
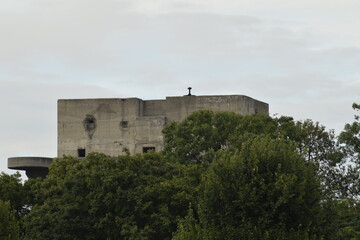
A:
78,148,86,158
143,147,155,153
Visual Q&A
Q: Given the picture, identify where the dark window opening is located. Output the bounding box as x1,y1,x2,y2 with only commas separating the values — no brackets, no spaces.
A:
120,121,129,128
143,147,155,153
78,148,86,158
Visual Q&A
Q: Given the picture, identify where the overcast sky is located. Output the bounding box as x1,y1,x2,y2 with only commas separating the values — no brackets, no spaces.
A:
1,0,360,177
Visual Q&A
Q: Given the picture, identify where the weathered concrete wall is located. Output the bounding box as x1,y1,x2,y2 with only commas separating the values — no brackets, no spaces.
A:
58,95,268,157
134,116,166,153
143,100,166,116
165,95,268,122
58,98,145,157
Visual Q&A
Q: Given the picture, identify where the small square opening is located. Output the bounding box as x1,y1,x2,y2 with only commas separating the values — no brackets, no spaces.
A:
78,148,86,158
143,147,155,153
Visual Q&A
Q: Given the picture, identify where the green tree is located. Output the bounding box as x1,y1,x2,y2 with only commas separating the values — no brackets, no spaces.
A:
163,111,341,166
331,103,360,239
23,152,199,240
338,103,360,198
335,199,360,239
162,111,239,164
173,137,328,240
288,119,345,199
0,200,20,240
163,111,280,164
0,172,28,218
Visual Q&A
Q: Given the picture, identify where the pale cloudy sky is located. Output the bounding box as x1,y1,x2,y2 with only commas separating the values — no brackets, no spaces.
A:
1,0,360,176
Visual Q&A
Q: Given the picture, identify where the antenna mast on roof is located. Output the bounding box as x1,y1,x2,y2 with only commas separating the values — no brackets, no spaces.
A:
187,87,192,96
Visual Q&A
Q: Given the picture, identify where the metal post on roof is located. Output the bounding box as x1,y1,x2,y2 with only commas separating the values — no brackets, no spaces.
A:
187,87,192,96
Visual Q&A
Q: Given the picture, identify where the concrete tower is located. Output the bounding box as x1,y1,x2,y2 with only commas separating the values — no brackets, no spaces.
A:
8,93,269,178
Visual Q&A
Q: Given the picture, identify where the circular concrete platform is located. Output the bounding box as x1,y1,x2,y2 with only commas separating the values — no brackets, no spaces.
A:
8,157,53,179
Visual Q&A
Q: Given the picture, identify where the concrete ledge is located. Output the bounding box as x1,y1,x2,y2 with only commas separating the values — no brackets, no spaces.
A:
8,157,53,170
8,157,53,179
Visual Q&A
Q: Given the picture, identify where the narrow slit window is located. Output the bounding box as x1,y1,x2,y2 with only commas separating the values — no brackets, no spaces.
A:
78,148,86,158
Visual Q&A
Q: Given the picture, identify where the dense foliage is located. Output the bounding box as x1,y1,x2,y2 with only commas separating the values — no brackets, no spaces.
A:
0,200,20,240
1,103,359,239
22,152,199,240
174,136,325,240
